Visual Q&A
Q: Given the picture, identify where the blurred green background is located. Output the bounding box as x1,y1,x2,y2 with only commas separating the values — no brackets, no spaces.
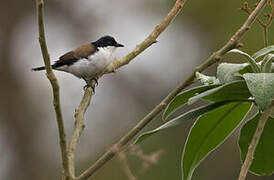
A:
1,0,274,179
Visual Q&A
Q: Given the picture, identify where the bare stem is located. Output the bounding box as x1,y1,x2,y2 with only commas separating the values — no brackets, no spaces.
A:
67,87,93,178
76,0,268,179
263,27,268,46
103,0,186,75
241,0,274,47
36,0,69,178
238,105,273,180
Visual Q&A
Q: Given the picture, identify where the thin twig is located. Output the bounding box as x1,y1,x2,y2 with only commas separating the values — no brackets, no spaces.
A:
36,0,69,178
76,0,268,179
67,87,93,178
103,0,185,74
117,150,136,180
238,105,273,180
241,0,274,46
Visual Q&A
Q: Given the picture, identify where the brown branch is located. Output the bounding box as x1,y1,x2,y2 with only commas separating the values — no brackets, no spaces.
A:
36,0,69,178
103,0,185,74
67,87,93,178
241,0,274,46
238,105,273,180
240,2,265,27
76,0,268,179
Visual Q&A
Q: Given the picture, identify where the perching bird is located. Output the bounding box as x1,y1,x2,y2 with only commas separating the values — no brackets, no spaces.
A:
32,35,124,90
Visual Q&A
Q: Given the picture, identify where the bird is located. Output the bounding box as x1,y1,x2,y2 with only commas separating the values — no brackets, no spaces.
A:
32,35,124,91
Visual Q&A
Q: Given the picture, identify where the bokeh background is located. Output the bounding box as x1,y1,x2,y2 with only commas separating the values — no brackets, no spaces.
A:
1,0,274,179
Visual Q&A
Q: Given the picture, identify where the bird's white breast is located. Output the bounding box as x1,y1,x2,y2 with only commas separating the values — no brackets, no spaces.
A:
58,46,116,79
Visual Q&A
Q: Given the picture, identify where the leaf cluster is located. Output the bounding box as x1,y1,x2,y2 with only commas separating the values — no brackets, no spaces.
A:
135,45,274,180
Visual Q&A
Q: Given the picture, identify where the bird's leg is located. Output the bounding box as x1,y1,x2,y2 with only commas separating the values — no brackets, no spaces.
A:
83,78,98,93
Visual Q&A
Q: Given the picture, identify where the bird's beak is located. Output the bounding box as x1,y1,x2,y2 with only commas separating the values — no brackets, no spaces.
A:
115,43,124,47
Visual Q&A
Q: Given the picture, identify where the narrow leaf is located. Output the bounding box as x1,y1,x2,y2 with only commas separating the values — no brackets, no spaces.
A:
252,45,274,59
236,65,254,76
135,101,231,144
239,113,274,175
188,80,251,105
261,54,274,73
229,49,260,73
243,73,274,110
163,84,220,120
182,102,252,180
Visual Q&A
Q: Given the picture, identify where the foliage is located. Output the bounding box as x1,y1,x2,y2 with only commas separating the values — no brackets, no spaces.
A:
136,45,274,179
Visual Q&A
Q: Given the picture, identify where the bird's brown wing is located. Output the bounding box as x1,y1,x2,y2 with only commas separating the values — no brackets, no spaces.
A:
53,43,97,68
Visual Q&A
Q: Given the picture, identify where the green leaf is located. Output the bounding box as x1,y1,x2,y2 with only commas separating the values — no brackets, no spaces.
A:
229,49,261,73
188,80,251,105
163,84,220,120
252,45,274,60
217,63,249,83
243,73,274,110
236,65,254,77
239,113,274,175
182,102,252,180
135,101,231,144
261,54,274,73
195,72,220,85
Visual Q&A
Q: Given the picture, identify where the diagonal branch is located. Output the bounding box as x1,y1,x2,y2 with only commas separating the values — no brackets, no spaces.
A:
36,0,69,178
104,0,185,74
76,0,268,179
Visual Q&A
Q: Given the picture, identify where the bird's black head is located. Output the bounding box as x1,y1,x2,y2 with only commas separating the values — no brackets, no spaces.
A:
92,35,124,48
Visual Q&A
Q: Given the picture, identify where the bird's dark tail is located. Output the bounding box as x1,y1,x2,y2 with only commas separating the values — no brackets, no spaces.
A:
32,66,46,71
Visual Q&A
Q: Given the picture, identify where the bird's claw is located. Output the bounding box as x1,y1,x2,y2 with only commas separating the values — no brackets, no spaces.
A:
83,84,95,94
83,78,98,94
92,78,98,86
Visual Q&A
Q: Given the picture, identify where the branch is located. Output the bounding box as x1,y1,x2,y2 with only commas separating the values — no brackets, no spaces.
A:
36,0,69,177
67,87,93,177
76,0,268,179
238,105,273,180
241,0,274,46
103,0,185,74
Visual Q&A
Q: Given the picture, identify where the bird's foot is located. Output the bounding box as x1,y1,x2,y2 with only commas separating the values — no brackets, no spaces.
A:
83,78,98,94
83,84,95,94
92,78,99,86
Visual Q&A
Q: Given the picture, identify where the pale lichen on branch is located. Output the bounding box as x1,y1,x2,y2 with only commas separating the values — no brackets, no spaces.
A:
68,87,93,178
